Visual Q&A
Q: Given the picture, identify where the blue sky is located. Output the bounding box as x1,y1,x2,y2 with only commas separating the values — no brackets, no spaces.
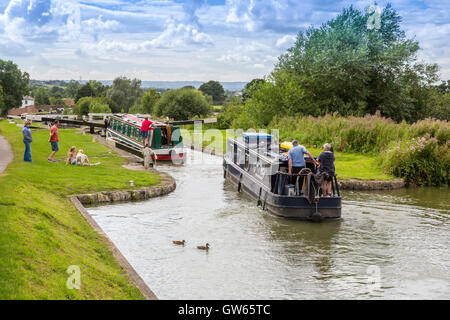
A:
0,0,449,81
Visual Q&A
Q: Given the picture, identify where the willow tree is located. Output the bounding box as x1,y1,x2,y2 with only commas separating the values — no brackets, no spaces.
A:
243,4,438,125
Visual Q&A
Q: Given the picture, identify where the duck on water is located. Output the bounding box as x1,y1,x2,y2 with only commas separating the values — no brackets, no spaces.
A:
223,133,341,222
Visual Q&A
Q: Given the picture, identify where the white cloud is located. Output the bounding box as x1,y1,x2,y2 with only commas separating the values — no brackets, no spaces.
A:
82,14,119,40
83,15,119,33
0,38,33,56
2,0,449,82
3,0,80,42
149,22,212,48
217,41,278,70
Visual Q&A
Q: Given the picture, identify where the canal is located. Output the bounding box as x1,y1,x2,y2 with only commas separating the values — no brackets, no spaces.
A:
88,150,450,299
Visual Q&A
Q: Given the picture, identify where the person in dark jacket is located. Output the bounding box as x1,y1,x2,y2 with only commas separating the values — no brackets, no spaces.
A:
317,143,335,196
22,120,33,162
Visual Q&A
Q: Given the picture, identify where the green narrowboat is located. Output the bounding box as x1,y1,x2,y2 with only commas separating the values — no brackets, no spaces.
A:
106,114,186,161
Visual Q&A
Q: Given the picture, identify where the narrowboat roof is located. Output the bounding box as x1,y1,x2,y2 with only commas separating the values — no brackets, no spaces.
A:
110,114,172,127
242,132,272,139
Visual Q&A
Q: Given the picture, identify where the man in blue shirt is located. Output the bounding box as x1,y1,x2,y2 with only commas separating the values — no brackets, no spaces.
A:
288,140,318,175
22,120,33,162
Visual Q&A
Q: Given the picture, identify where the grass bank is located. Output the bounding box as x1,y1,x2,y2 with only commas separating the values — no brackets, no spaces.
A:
0,120,160,299
182,128,394,181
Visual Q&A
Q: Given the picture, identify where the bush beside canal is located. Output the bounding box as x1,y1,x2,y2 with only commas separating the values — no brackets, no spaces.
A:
270,114,449,186
0,120,160,299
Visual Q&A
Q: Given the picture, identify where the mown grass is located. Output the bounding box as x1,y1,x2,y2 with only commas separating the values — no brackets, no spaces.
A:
0,120,160,299
183,128,394,181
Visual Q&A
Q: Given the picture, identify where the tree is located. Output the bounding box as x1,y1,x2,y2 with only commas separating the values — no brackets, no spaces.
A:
65,80,80,99
33,87,51,106
242,78,265,102
217,101,244,129
129,103,145,114
96,97,120,113
154,89,212,120
199,80,225,105
434,80,450,94
106,77,143,112
0,59,29,115
88,80,107,97
0,85,5,114
49,94,64,106
75,83,94,102
141,89,160,114
244,4,439,125
50,86,64,96
73,97,94,117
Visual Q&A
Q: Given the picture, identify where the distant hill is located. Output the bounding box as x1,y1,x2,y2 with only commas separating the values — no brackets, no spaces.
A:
31,80,247,91
93,80,246,91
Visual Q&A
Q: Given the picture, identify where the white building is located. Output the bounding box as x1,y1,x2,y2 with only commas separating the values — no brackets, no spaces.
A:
21,95,34,108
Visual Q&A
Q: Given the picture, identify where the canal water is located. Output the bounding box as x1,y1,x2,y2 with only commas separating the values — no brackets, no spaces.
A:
88,150,450,299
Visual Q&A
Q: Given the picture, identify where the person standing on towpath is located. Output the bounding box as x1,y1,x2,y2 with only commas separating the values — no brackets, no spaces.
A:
48,120,60,162
22,120,32,162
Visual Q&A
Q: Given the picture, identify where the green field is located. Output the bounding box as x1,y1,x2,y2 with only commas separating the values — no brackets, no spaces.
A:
183,129,394,181
0,120,160,299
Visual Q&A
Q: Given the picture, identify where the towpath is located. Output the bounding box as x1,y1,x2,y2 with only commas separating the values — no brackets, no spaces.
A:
0,133,13,174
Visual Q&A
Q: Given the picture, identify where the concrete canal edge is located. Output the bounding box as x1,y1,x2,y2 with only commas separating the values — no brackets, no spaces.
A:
74,171,176,206
71,171,176,300
338,178,404,190
71,196,158,300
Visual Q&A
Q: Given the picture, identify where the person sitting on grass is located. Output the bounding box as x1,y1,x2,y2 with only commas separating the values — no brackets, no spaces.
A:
76,149,101,166
317,143,335,197
66,146,77,165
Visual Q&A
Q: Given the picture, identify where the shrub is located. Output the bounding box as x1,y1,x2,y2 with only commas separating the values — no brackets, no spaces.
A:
129,103,145,114
269,113,409,153
73,97,116,117
381,136,449,186
216,104,244,129
73,97,93,117
408,118,450,145
89,101,111,114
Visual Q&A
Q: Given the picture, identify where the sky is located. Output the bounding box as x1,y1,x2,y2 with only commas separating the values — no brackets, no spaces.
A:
0,0,449,82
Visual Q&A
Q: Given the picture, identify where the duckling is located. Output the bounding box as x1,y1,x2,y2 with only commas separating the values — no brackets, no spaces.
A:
197,243,210,250
172,240,185,246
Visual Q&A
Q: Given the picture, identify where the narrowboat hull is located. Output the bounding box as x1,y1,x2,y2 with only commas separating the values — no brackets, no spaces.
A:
107,128,186,161
106,114,186,162
223,157,342,221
